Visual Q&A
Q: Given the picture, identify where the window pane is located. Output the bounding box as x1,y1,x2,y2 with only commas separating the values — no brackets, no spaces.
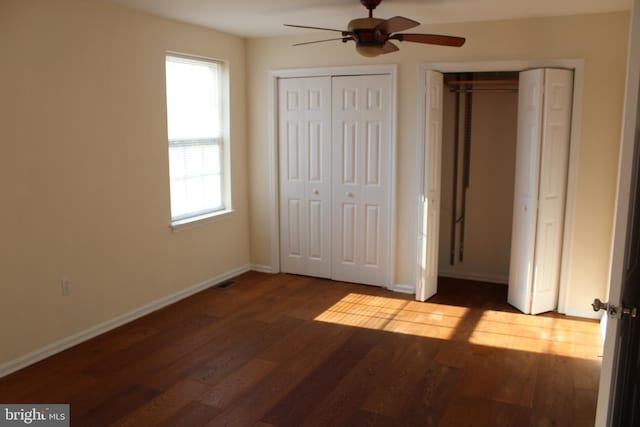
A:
169,146,185,179
166,55,226,222
184,176,220,214
203,175,222,208
166,58,220,140
170,179,188,218
202,143,221,175
184,145,204,177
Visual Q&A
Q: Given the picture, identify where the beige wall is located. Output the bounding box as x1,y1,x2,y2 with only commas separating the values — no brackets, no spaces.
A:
0,0,249,366
439,90,518,283
247,12,629,316
0,2,631,369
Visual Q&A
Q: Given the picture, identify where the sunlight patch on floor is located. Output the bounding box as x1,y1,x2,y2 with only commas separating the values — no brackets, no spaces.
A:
467,310,602,359
313,293,469,340
313,293,603,359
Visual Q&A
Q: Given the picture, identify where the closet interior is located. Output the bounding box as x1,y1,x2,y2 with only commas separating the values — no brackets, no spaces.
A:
438,71,519,287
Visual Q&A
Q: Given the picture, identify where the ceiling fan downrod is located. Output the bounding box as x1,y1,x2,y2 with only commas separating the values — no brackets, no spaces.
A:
361,0,382,18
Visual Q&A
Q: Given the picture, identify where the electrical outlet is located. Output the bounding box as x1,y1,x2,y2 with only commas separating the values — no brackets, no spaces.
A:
61,278,72,296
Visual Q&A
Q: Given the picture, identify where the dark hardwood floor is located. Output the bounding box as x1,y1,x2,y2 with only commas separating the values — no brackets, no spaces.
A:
0,273,602,426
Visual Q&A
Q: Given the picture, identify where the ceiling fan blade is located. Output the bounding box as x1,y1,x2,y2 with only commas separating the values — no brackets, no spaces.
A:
293,37,354,46
376,16,420,34
284,24,350,34
390,33,466,47
380,41,399,54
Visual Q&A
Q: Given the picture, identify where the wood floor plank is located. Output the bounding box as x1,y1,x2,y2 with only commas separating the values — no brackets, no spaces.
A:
346,410,398,427
198,358,278,409
532,353,575,426
360,334,440,417
493,349,540,407
66,318,258,418
0,325,159,402
573,387,599,427
0,274,603,427
157,401,221,427
194,315,303,386
299,333,408,426
203,322,356,427
397,360,465,427
261,328,382,425
434,340,473,369
78,384,161,427
139,316,276,390
459,346,501,398
80,312,227,378
438,394,493,427
487,400,533,427
570,357,601,391
111,379,211,427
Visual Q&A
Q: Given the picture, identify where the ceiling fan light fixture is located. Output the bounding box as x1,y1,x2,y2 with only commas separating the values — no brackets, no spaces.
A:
348,17,384,31
356,45,382,57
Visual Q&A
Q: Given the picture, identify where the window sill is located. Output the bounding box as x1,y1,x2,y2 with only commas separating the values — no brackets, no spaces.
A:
170,209,234,232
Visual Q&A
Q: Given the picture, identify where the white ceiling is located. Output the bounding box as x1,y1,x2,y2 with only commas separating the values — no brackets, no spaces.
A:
109,0,631,38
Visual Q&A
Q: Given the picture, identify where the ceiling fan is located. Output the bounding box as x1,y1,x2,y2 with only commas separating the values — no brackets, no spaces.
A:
285,0,465,57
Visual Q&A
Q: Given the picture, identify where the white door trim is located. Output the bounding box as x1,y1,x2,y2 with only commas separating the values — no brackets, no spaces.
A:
595,0,640,423
267,64,398,288
416,59,584,314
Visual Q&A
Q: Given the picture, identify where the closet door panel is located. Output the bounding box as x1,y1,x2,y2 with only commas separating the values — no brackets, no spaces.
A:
281,115,306,273
279,77,332,278
308,199,323,259
341,122,358,185
308,121,323,181
530,69,573,314
332,74,392,286
417,70,444,301
508,69,545,314
364,204,380,266
341,202,357,264
287,199,302,256
509,68,573,315
365,121,381,185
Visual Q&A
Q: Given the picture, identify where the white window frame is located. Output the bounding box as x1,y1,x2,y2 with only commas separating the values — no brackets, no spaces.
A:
165,53,232,230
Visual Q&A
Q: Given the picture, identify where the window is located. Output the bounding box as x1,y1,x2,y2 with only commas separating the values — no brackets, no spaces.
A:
165,54,230,225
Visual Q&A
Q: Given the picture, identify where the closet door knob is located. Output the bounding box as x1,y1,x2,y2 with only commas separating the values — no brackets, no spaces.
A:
312,189,319,195
346,192,354,198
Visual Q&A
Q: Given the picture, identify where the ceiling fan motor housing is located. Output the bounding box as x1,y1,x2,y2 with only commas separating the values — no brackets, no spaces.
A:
347,17,387,57
348,17,386,44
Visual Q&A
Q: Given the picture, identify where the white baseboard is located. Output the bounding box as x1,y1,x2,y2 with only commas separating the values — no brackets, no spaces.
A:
438,270,508,285
390,283,415,294
250,264,274,273
0,264,251,379
564,306,601,320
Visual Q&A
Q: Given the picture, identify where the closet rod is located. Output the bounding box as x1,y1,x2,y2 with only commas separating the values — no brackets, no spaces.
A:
446,79,518,86
459,88,472,262
450,88,460,266
449,88,518,93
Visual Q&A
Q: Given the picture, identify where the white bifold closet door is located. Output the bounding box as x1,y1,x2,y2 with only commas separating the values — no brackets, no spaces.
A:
416,70,443,301
278,74,393,287
331,75,393,286
508,68,573,314
279,77,332,278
